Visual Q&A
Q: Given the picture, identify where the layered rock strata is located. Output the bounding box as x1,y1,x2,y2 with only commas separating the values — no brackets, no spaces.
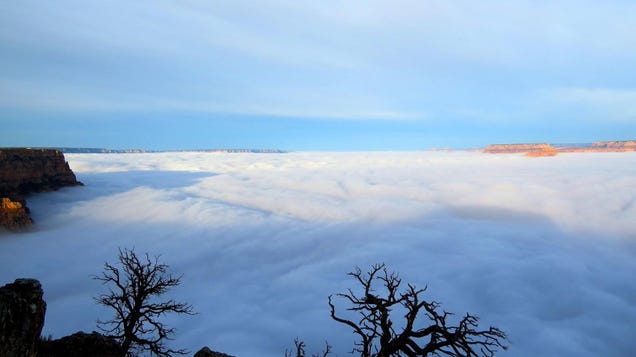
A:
484,140,636,157
524,147,558,157
483,143,556,154
0,148,82,230
560,140,636,153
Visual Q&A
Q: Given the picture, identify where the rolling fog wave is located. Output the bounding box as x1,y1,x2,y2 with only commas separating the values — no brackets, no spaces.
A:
1,151,635,356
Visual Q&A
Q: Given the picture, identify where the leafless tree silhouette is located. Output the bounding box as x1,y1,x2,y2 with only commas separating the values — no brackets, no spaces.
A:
285,337,332,357
329,263,507,357
93,248,195,357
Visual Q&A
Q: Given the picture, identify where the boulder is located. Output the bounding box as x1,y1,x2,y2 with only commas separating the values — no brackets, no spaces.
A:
0,279,46,357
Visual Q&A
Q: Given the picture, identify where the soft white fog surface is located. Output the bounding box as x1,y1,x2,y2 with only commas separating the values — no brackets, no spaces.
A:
1,152,635,356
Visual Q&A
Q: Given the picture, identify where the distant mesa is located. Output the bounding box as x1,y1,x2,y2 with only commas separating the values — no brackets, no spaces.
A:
484,140,636,157
484,143,555,154
185,149,287,153
43,147,287,154
524,146,558,157
0,148,83,231
51,147,150,154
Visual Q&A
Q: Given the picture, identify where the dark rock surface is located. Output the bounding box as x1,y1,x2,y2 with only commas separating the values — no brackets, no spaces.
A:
0,148,82,230
0,279,46,357
193,346,236,357
38,331,123,357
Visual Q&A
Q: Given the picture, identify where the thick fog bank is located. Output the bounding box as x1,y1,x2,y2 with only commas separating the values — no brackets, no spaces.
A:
1,152,635,356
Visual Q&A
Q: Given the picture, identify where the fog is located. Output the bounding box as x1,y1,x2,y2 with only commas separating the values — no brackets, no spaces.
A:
1,152,635,356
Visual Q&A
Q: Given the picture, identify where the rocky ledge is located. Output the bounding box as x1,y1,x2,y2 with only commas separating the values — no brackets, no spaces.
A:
1,278,232,357
0,148,82,230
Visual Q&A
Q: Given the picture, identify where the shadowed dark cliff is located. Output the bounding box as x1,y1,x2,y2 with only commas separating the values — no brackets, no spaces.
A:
0,148,82,230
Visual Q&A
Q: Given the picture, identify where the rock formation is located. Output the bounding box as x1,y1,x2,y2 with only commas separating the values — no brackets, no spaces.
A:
0,149,81,195
484,143,557,154
0,148,82,230
194,346,236,357
0,279,47,357
590,140,636,149
484,140,636,157
38,331,123,357
0,276,238,357
524,146,558,157
0,197,33,229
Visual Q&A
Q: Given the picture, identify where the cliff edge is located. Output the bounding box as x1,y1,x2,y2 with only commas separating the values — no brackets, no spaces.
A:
0,148,82,230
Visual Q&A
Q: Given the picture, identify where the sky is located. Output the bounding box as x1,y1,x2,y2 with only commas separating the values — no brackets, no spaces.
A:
1,1,635,150
1,152,635,356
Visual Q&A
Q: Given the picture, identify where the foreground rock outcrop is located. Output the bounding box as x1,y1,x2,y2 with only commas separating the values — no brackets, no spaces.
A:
38,331,123,357
194,347,236,357
0,148,82,230
1,278,235,357
0,279,46,357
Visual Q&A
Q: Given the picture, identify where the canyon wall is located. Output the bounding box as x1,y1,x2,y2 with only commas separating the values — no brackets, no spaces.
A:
483,143,556,154
0,149,82,230
560,140,636,153
484,141,636,156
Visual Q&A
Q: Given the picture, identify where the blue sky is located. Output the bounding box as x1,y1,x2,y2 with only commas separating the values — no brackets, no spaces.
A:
1,0,635,150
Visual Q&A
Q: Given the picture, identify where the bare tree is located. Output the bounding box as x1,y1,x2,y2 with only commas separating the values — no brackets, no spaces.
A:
329,263,507,357
93,248,195,357
285,337,332,357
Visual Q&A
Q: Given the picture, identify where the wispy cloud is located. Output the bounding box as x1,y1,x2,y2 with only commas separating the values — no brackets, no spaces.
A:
2,0,636,146
545,87,636,120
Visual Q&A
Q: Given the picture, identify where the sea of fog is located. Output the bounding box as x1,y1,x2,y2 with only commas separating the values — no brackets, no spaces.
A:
1,151,635,356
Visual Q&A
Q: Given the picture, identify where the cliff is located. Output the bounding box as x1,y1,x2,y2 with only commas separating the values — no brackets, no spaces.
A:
558,140,636,153
590,140,636,149
524,146,558,157
483,143,556,154
0,148,82,230
484,140,636,156
1,197,33,229
0,149,81,195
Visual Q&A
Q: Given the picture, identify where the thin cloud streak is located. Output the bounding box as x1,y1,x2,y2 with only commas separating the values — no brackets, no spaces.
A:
2,0,636,130
546,87,636,120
